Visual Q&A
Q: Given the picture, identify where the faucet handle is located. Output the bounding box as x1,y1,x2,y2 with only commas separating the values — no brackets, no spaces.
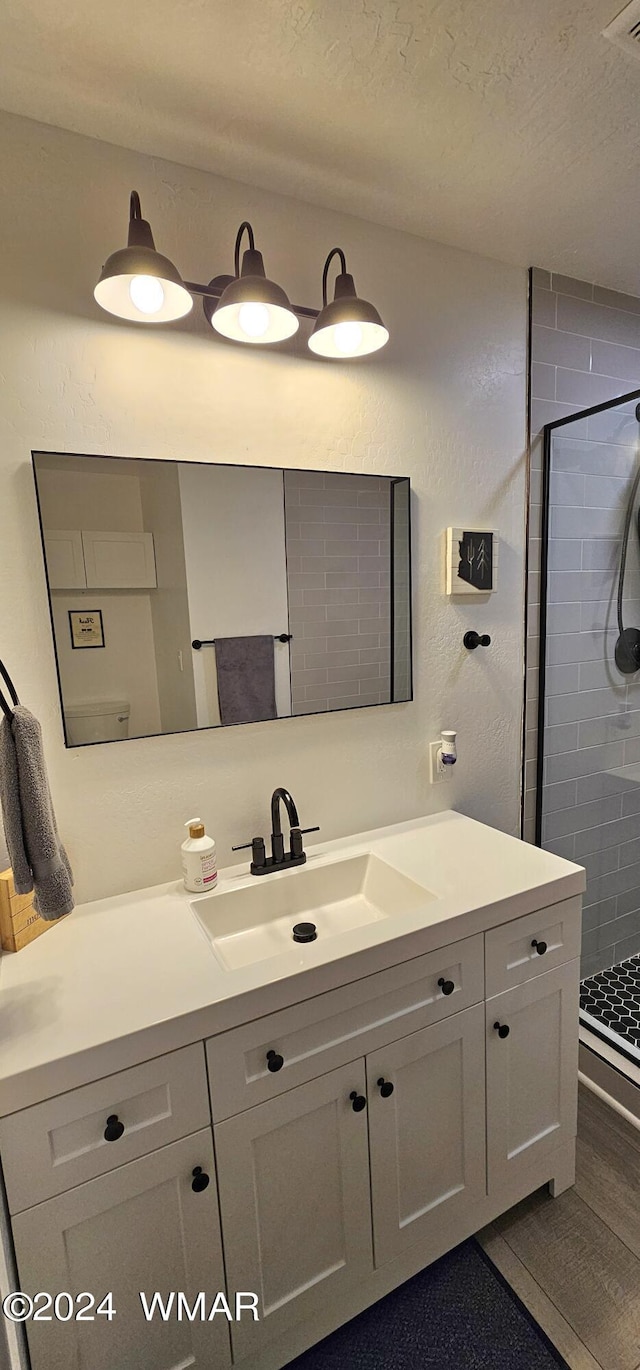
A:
232,837,266,868
290,826,320,860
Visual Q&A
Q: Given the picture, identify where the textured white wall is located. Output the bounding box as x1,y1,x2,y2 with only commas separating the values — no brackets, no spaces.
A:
0,111,528,903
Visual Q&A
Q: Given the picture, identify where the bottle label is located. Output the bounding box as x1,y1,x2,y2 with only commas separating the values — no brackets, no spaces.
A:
201,851,218,886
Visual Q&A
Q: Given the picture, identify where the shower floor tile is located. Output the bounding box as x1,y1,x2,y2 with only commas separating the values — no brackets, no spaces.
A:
580,955,640,1058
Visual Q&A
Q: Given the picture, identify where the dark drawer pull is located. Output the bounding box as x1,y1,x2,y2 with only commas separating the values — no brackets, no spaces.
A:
377,1078,394,1098
349,1091,367,1112
493,1022,510,1039
266,1050,284,1073
104,1114,125,1143
438,977,455,996
191,1166,210,1193
531,938,547,955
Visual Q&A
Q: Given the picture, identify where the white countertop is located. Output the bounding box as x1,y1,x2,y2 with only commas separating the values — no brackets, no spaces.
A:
0,811,585,1115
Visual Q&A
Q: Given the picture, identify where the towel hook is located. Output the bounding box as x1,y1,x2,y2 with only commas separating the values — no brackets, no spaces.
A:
0,660,19,722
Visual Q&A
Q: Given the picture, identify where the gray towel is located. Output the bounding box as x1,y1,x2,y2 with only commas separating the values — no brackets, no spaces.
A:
215,636,277,726
0,706,74,921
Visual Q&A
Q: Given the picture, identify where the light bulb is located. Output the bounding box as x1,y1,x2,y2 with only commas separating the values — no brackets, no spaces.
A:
237,301,270,338
333,321,363,355
129,275,165,315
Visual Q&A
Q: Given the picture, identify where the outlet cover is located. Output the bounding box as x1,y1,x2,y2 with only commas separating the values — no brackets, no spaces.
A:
430,741,446,784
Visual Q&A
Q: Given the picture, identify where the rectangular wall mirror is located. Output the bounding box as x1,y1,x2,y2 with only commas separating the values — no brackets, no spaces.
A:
32,453,412,745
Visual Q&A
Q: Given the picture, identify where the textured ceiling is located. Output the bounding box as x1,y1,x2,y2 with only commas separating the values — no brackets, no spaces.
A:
1,0,640,291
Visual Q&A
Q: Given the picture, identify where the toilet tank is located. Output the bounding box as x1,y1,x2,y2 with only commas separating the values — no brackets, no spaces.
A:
64,700,130,745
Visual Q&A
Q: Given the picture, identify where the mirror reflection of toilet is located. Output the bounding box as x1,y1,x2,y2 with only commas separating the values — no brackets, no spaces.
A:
64,700,130,745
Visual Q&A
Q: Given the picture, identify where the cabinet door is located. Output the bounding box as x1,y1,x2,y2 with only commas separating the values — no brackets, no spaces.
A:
214,1060,373,1360
486,959,579,1193
12,1130,230,1370
81,531,157,588
43,530,86,589
367,1003,486,1268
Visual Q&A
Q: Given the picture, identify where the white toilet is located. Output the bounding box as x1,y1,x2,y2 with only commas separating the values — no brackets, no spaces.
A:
64,699,130,745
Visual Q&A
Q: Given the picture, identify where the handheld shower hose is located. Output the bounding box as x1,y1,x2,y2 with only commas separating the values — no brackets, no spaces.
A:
614,402,640,673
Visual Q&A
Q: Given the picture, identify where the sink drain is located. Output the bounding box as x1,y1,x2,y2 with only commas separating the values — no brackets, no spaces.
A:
292,921,317,944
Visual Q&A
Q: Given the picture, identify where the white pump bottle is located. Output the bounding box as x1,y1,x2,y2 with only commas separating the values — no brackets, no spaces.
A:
181,818,217,893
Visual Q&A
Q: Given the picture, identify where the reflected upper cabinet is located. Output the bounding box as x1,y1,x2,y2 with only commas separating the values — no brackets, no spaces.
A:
32,453,412,746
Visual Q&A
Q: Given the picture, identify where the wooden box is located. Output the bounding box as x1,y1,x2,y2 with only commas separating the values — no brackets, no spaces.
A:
0,869,55,952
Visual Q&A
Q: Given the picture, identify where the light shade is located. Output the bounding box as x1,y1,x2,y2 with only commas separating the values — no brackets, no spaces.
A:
211,231,299,345
309,258,388,358
94,192,193,324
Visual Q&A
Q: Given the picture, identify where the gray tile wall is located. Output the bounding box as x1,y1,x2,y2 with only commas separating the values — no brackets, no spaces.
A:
391,483,411,702
527,269,640,976
283,471,391,715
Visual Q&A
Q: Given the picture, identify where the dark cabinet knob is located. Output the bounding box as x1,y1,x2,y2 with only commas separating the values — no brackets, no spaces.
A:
377,1078,394,1098
191,1166,210,1193
531,938,547,955
464,631,491,650
104,1114,125,1142
349,1091,367,1112
266,1049,284,1073
493,1021,510,1039
438,977,455,996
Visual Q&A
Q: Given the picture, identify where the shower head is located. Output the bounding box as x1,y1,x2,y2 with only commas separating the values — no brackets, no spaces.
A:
615,627,640,673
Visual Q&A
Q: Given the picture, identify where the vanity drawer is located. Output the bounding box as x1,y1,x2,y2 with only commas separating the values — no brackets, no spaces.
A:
0,1043,210,1215
207,934,484,1121
484,896,582,998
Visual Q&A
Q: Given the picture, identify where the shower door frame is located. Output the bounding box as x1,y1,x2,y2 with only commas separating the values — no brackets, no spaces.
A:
535,384,640,845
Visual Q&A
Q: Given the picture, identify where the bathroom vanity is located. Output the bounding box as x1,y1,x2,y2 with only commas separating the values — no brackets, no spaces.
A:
0,811,585,1370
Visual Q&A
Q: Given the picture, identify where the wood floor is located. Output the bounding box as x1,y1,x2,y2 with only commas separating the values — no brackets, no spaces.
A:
477,1085,640,1370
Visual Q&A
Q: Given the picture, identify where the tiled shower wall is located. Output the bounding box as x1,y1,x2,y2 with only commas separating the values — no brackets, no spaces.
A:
526,269,640,976
283,471,391,715
391,482,411,702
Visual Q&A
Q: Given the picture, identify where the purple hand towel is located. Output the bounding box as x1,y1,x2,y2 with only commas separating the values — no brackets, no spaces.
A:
215,636,277,726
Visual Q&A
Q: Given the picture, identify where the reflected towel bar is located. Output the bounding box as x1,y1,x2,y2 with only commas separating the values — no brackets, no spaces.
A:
192,634,293,650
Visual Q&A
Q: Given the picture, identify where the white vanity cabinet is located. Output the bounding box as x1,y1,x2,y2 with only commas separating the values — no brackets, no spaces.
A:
204,900,580,1367
2,1045,230,1370
214,1003,487,1361
367,1002,487,1268
214,1061,374,1362
1,888,582,1370
486,960,580,1192
11,1132,230,1370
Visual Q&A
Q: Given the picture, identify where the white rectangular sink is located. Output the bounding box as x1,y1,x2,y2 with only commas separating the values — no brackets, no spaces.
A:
192,853,436,972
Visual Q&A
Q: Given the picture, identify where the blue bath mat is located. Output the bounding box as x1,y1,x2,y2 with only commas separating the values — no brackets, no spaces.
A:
287,1238,569,1368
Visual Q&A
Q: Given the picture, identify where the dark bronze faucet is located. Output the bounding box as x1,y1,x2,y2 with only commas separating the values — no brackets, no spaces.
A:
232,788,319,876
270,788,300,864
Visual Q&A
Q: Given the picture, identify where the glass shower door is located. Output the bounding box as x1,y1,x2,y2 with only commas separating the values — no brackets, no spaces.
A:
538,390,640,981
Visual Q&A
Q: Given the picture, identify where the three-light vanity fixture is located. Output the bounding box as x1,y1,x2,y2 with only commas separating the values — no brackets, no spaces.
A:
94,192,389,359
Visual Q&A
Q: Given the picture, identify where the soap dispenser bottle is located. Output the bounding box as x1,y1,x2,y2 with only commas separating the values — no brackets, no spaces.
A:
182,818,217,893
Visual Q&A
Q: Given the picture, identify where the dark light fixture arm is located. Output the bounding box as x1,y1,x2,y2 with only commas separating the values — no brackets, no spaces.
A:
322,248,348,306
234,222,255,276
